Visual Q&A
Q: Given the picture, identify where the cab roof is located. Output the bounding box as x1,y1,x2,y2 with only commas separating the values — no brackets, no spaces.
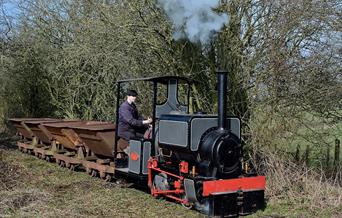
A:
116,76,195,84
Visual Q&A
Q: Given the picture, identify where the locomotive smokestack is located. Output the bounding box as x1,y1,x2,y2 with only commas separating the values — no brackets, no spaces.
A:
217,70,228,130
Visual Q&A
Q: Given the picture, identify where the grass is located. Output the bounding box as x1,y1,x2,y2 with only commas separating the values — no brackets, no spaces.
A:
251,200,342,218
1,139,342,217
0,146,203,218
251,107,342,167
279,116,342,168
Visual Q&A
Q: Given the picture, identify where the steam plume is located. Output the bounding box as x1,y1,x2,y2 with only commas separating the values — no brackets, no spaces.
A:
157,0,229,45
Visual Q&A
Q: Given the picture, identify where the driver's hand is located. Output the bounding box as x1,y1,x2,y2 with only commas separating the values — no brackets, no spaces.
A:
143,117,152,125
147,117,152,124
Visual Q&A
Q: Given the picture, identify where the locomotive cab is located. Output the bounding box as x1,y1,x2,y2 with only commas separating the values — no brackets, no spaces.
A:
114,76,192,177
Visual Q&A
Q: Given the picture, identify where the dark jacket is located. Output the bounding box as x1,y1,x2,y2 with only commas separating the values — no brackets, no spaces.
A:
118,101,146,141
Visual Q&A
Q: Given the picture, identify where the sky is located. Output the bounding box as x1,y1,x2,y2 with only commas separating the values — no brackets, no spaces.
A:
2,0,20,17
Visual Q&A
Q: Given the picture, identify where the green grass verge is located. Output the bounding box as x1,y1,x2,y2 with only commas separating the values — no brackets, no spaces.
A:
0,148,202,217
1,146,341,217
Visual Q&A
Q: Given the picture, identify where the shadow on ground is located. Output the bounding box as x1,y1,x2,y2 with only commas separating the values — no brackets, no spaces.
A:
0,132,17,150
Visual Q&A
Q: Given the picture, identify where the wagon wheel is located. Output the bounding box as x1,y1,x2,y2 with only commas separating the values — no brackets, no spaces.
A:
70,164,77,171
105,174,112,182
86,167,92,175
45,156,51,162
65,162,70,168
100,171,106,179
69,164,75,171
91,170,97,177
60,161,65,168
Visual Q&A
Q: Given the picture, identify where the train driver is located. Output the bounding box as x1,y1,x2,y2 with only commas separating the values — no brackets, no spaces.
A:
118,89,152,154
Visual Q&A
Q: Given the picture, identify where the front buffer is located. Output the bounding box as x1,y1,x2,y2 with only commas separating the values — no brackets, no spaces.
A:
202,176,265,217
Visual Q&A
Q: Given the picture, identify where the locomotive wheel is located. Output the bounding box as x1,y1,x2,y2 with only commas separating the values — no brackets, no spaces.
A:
181,195,193,209
181,203,192,209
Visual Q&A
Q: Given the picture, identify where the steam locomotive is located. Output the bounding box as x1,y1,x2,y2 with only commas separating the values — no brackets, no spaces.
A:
11,70,265,217
115,70,265,217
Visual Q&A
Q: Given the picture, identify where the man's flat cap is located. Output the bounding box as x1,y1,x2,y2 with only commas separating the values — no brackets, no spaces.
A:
127,90,138,97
